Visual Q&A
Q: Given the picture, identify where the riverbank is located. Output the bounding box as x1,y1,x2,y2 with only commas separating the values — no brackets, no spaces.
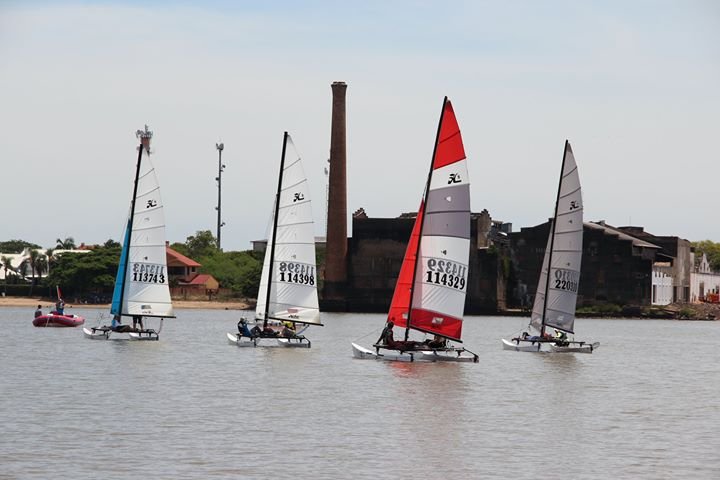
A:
0,296,251,310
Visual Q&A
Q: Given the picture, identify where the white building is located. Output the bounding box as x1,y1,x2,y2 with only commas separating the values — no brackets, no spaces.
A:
690,253,720,303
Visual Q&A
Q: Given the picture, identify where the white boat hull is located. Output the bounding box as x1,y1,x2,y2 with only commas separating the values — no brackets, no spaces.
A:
352,343,478,362
128,331,159,341
226,332,256,347
548,342,599,354
351,343,415,362
277,338,311,348
502,338,543,352
417,349,479,362
83,327,110,340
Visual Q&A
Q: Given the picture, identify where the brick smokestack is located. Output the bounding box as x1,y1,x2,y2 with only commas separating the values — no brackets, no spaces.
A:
323,81,348,302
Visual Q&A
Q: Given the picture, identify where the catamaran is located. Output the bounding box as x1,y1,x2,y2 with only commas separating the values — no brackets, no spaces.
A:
502,140,599,353
227,132,322,348
352,97,478,362
83,126,174,341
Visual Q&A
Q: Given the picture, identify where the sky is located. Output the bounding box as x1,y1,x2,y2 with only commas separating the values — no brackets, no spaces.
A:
1,0,718,251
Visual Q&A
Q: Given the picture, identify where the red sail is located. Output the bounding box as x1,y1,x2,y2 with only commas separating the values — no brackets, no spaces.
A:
387,201,424,329
433,101,466,169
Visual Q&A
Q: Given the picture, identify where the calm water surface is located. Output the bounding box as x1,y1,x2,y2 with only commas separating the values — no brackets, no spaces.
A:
1,307,718,479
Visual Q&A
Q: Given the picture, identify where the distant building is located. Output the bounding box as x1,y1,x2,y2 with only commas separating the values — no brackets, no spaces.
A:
0,247,89,282
508,221,660,307
165,245,219,299
690,253,720,303
338,209,510,313
252,236,326,253
166,245,201,279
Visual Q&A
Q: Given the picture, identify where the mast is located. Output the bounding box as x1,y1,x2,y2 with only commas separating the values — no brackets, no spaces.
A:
540,139,569,337
118,126,150,317
404,97,448,342
263,131,289,328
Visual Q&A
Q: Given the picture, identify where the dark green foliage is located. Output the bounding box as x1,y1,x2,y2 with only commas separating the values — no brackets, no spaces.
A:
184,230,219,259
692,240,720,271
0,239,42,253
45,244,121,295
198,250,262,298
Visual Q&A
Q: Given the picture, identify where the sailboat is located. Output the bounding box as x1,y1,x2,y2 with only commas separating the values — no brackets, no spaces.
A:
83,126,175,341
502,140,599,353
352,97,478,363
227,132,322,348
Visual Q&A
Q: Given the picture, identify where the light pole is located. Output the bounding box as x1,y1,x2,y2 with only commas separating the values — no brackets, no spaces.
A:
215,142,225,250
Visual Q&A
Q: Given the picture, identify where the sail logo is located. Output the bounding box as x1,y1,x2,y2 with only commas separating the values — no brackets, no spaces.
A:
146,199,157,208
448,173,461,184
131,262,167,284
278,261,315,286
569,200,580,210
553,268,579,293
425,257,467,291
293,192,305,202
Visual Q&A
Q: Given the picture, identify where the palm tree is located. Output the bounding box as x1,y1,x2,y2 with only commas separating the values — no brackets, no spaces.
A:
1,255,13,295
55,237,76,250
35,255,48,296
27,249,41,296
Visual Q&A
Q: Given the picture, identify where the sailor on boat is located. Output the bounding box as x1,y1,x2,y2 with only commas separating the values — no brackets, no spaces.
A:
111,315,135,333
34,305,42,318
237,318,254,338
376,321,423,352
132,315,144,331
554,329,569,346
281,322,297,338
55,299,65,315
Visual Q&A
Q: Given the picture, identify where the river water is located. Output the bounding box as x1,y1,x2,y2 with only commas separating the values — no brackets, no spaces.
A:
1,307,718,479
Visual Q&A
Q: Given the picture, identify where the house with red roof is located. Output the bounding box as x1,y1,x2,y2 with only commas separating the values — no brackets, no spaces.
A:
166,244,220,299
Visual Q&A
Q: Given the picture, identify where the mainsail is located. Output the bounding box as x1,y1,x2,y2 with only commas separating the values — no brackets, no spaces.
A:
110,128,174,318
389,98,470,342
255,132,320,326
530,141,583,334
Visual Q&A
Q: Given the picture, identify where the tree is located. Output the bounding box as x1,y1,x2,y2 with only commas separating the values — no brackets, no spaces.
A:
197,250,262,297
692,240,720,271
1,255,13,294
103,239,121,249
55,237,76,249
0,239,41,253
26,250,46,296
45,243,121,298
184,230,219,259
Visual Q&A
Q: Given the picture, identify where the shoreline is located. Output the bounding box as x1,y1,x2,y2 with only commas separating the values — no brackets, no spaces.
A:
0,297,251,310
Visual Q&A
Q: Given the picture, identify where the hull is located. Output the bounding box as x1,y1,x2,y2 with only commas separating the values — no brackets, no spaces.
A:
226,332,256,347
83,327,110,340
548,342,599,354
277,338,311,348
33,314,85,328
502,338,543,352
128,331,159,341
417,349,479,363
351,343,415,362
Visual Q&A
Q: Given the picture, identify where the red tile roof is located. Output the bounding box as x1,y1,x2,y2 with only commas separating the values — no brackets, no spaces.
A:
187,274,212,285
166,246,201,267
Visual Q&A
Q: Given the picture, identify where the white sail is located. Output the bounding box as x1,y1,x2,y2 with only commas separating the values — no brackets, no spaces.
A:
532,141,583,334
256,134,320,325
122,144,174,317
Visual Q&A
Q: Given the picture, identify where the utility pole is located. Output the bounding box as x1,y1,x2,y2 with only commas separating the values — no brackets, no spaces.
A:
215,142,225,250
